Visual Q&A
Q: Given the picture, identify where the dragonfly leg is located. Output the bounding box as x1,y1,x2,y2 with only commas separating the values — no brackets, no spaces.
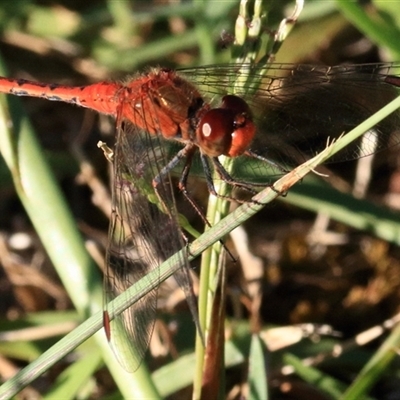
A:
151,142,214,232
178,148,212,228
151,144,195,218
197,154,249,202
175,148,237,262
244,149,289,174
212,157,258,194
207,156,286,205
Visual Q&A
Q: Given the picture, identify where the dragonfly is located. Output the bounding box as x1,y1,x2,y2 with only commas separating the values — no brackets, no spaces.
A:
0,63,399,371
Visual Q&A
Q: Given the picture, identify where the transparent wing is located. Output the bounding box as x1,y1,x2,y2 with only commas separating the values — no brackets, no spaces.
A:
104,109,198,372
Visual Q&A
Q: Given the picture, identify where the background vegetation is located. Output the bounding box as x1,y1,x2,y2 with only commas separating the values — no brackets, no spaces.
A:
1,1,400,399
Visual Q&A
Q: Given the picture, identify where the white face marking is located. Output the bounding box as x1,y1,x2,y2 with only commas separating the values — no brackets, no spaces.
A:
202,123,212,137
135,102,142,109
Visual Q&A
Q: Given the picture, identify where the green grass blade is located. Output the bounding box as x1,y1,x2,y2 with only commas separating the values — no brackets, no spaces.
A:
248,334,269,400
284,178,400,245
342,323,400,399
283,353,348,399
44,347,102,400
336,0,400,59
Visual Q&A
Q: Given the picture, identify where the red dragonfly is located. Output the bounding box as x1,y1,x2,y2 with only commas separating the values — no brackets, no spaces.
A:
0,63,399,371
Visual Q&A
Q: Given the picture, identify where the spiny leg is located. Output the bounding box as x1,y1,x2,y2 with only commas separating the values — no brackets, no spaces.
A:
176,147,237,262
204,155,286,203
244,149,289,174
212,157,258,194
152,144,195,219
152,143,205,246
178,147,214,229
198,154,258,204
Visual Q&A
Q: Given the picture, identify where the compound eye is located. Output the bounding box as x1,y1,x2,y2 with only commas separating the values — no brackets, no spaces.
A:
197,95,256,157
197,108,234,157
220,95,252,116
220,95,256,157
